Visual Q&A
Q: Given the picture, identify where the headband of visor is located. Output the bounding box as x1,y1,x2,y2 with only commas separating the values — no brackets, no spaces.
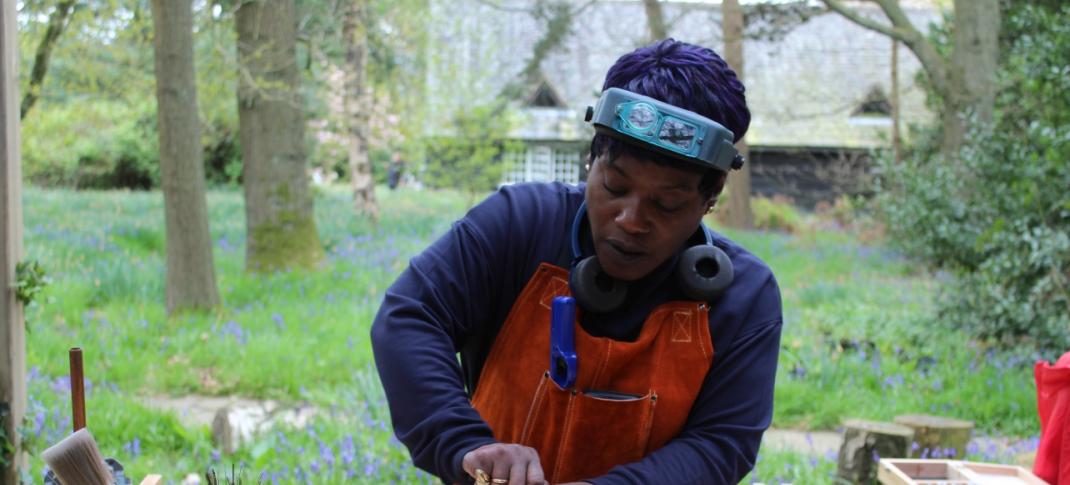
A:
585,87,744,172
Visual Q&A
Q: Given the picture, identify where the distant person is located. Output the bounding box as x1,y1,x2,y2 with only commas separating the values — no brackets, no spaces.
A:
387,152,406,190
371,39,781,485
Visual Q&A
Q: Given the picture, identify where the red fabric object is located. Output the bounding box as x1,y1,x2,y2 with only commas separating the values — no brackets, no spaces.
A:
1035,351,1070,485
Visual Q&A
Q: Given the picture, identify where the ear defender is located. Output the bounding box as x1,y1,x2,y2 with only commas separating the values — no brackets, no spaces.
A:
568,203,734,314
569,255,629,314
675,243,734,301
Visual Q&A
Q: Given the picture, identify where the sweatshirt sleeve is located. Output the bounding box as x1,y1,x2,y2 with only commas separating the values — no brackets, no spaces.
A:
590,272,783,485
371,200,507,483
370,184,572,484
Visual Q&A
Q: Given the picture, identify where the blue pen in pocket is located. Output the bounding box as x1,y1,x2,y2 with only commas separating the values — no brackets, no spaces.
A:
550,296,578,389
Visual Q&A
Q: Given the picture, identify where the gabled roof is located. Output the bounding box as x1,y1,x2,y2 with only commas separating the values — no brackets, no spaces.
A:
525,75,568,108
427,0,941,149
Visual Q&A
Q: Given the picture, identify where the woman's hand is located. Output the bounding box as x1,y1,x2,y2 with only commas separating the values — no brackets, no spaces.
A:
463,442,548,485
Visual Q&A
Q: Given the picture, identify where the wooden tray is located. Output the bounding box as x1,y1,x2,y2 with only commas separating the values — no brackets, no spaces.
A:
878,459,1049,485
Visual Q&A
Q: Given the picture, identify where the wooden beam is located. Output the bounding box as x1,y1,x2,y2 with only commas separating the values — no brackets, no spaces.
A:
0,0,26,481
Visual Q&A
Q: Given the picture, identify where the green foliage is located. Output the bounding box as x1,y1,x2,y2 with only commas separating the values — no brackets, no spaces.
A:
711,224,1039,438
17,0,434,191
751,195,805,233
0,403,11,468
20,186,469,481
205,465,258,485
15,259,50,307
421,104,523,200
743,449,838,484
22,100,159,189
17,1,246,189
875,4,1070,352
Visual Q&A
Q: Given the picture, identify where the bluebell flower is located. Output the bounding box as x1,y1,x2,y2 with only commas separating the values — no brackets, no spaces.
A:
51,376,71,394
364,461,379,477
340,435,356,466
221,320,247,345
122,437,141,459
319,441,335,469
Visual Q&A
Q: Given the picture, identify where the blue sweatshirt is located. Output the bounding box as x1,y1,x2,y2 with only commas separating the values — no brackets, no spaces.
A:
371,182,782,484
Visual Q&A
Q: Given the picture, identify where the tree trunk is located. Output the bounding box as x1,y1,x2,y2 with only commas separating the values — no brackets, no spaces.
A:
722,0,753,230
894,414,974,460
837,419,914,485
344,0,378,222
1,0,26,480
942,0,1000,156
151,0,220,313
236,0,323,272
642,0,668,41
20,0,76,120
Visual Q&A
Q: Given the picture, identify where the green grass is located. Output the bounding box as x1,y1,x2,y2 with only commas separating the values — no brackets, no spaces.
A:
17,186,1040,484
716,224,1038,437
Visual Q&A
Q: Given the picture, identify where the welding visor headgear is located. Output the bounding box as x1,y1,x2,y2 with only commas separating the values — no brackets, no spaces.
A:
585,87,744,172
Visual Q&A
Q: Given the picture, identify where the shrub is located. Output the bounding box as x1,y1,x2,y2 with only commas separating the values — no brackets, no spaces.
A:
816,196,887,244
420,103,522,201
22,100,159,189
749,195,804,233
23,99,243,189
203,120,243,187
875,4,1070,352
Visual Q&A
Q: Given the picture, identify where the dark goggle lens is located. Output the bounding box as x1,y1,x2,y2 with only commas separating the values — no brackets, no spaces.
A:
658,117,697,150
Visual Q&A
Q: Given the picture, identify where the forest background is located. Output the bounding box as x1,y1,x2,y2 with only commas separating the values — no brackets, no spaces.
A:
1,0,1068,483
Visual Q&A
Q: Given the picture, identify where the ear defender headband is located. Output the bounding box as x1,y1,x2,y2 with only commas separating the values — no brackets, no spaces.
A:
585,87,745,172
568,203,734,314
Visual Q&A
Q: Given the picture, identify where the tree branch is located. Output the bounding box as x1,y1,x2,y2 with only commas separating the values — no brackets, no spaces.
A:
572,0,598,16
472,0,532,14
871,0,952,102
821,0,951,104
821,0,900,40
21,0,76,120
499,1,576,100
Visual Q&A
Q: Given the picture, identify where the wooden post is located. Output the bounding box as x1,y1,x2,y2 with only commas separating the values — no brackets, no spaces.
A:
0,0,26,482
838,419,915,484
894,414,974,460
722,0,753,230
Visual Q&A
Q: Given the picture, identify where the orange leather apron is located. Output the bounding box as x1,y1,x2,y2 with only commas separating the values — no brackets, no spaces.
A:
471,263,714,483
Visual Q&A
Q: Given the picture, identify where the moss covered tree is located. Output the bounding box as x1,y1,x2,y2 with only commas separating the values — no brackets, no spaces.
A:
236,0,324,271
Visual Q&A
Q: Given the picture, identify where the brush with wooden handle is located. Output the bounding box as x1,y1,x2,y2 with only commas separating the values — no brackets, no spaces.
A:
42,428,113,485
41,347,114,485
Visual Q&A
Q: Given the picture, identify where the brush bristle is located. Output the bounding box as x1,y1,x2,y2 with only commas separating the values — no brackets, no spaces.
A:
42,428,112,485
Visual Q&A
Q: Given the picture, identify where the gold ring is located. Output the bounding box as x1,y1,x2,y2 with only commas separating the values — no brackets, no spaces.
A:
475,469,490,485
492,480,508,484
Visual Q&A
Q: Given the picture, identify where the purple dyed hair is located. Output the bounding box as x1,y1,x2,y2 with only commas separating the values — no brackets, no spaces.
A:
589,39,750,198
